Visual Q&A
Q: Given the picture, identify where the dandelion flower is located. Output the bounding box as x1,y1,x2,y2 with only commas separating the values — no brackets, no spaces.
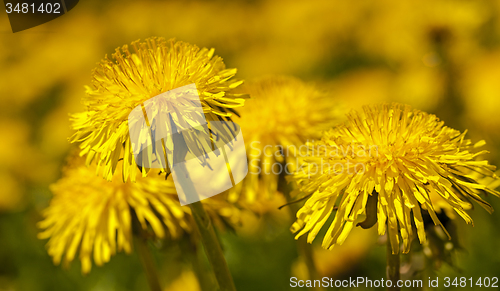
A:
38,157,240,274
228,76,342,204
290,103,500,254
70,37,247,182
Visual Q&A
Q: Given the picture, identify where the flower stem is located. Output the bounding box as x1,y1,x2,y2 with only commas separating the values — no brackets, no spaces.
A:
184,235,218,291
136,236,162,291
386,237,400,291
189,201,236,291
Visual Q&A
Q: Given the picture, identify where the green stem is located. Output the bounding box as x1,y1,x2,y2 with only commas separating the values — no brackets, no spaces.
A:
185,235,218,291
189,201,236,291
386,237,400,291
136,236,162,291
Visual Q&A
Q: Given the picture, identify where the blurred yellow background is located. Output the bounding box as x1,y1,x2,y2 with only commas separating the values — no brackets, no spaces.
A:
1,0,500,290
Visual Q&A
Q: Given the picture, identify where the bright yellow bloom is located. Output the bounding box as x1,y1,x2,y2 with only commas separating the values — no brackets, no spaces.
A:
291,103,500,254
70,37,247,182
228,76,342,204
38,157,240,274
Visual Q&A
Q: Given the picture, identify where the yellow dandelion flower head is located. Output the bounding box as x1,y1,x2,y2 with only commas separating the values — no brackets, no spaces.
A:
37,156,190,274
228,75,342,203
291,103,499,254
71,37,247,182
38,156,242,274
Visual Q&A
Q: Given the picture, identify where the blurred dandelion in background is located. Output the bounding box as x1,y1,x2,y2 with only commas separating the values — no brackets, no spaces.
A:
228,75,342,205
